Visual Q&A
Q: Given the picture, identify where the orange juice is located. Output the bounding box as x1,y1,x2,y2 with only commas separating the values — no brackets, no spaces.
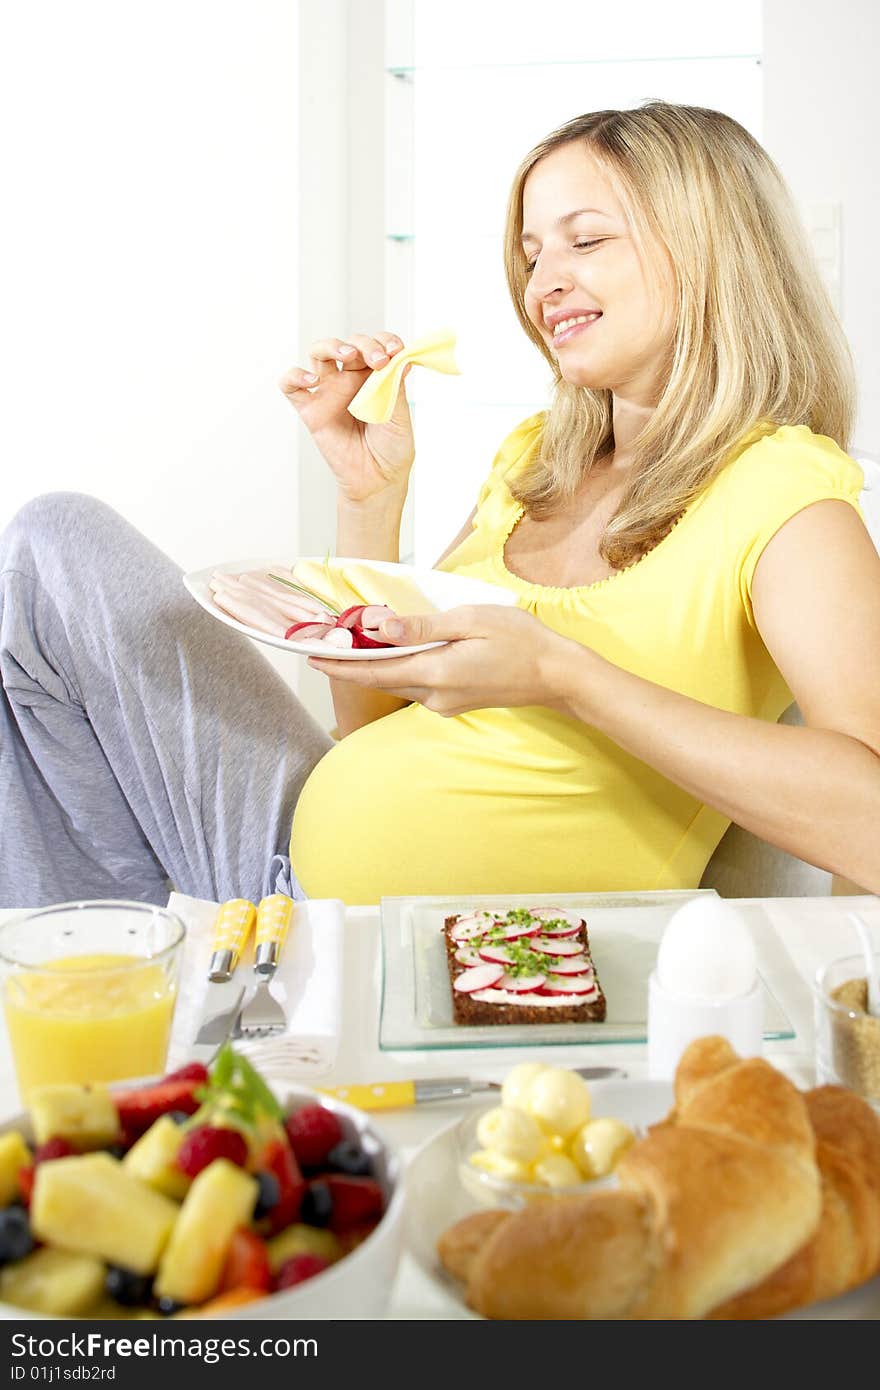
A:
3,953,176,1100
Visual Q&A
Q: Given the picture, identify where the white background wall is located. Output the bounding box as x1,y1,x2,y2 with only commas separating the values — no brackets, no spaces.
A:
764,0,880,459
0,0,305,691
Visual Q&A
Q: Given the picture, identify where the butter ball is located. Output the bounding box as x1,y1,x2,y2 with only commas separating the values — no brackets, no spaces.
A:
500,1062,548,1113
532,1153,582,1189
476,1105,543,1162
656,897,757,1001
526,1067,592,1138
569,1116,636,1180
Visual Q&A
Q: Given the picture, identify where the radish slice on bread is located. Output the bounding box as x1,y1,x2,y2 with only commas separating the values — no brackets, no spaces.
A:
453,963,505,993
497,972,546,992
531,937,584,957
539,974,599,995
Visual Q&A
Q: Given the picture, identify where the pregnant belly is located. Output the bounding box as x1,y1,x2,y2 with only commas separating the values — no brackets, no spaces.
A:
289,704,705,906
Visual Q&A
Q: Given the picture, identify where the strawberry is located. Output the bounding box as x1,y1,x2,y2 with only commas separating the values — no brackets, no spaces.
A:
284,1104,344,1170
175,1125,249,1178
218,1229,272,1294
17,1138,77,1209
113,1077,202,1137
255,1137,305,1234
163,1062,210,1085
275,1253,331,1290
17,1166,34,1207
322,1175,384,1233
33,1138,75,1164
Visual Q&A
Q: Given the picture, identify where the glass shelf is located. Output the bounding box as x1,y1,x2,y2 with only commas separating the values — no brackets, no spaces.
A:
388,53,760,78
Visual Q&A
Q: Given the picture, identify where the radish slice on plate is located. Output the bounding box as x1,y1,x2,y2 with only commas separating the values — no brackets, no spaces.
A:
351,628,391,649
497,972,546,992
454,946,483,967
530,937,584,957
321,626,355,649
360,605,394,630
453,963,505,993
539,975,599,995
337,605,368,630
543,957,591,976
284,621,336,641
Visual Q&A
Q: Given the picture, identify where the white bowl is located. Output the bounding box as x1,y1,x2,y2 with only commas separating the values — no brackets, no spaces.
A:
0,1084,406,1321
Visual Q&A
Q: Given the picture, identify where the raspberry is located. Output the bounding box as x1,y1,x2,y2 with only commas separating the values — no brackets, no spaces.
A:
175,1125,248,1178
274,1253,331,1290
284,1104,344,1169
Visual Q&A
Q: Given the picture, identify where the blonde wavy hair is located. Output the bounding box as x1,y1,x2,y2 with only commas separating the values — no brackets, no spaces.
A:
502,101,857,568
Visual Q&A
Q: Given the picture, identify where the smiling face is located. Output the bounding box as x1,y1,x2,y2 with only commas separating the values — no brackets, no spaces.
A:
521,142,677,405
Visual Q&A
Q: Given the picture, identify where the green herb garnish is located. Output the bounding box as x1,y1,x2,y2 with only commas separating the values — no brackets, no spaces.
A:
190,1043,284,1133
267,572,342,617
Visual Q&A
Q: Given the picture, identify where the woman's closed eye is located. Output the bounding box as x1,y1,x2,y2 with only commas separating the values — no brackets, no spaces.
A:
524,238,605,274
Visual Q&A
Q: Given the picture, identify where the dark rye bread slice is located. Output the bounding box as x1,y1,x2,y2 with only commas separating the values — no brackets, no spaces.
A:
444,910,607,1027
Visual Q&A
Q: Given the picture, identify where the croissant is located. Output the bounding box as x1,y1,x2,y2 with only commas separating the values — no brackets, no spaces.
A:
437,1036,880,1319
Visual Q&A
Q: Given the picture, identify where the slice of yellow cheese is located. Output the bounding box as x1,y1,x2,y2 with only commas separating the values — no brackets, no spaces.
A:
347,327,460,424
290,559,438,616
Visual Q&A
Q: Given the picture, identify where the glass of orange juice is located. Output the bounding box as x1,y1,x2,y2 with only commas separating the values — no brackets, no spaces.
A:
0,900,186,1102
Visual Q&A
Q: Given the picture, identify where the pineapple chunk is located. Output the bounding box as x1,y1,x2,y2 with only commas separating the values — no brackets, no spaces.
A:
266,1223,342,1272
30,1083,119,1149
32,1153,178,1274
0,1131,32,1205
154,1159,258,1306
0,1247,105,1316
123,1117,191,1201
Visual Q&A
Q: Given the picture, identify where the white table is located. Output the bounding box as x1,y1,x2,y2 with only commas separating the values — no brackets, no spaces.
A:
1,895,878,1319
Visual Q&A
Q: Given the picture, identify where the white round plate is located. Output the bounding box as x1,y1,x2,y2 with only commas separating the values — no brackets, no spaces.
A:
183,556,518,660
404,1077,880,1321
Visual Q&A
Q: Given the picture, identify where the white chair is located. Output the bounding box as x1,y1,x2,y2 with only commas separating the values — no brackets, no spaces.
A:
698,703,867,898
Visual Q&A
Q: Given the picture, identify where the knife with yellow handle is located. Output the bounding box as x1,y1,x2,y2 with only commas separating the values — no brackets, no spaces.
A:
319,1067,626,1111
207,898,257,982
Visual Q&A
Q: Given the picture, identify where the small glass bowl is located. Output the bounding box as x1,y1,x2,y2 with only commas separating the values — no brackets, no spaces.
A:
813,952,880,1110
454,1107,622,1211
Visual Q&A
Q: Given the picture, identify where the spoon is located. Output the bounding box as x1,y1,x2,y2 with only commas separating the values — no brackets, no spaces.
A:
847,912,880,1016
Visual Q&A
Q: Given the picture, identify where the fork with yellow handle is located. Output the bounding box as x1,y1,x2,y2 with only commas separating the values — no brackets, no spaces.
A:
235,894,296,1037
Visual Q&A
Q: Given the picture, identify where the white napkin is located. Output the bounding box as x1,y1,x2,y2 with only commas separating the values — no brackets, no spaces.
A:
165,892,344,1078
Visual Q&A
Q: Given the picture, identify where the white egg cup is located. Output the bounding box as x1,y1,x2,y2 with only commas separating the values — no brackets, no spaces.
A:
647,970,765,1080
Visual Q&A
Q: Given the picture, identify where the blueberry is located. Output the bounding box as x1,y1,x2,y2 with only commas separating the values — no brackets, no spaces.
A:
326,1141,372,1176
253,1170,281,1219
0,1206,34,1264
105,1266,153,1307
167,1111,191,1126
300,1180,333,1227
107,1144,128,1160
156,1295,185,1316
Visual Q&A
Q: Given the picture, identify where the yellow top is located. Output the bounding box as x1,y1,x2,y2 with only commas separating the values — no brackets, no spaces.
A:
290,416,864,905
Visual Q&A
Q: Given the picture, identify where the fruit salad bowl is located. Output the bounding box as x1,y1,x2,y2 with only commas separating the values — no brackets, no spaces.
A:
0,1052,406,1321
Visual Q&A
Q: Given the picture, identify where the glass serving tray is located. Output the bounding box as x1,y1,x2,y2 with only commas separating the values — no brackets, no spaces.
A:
378,889,796,1052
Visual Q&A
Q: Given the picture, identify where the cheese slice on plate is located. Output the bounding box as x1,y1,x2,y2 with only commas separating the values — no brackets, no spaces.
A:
290,559,438,616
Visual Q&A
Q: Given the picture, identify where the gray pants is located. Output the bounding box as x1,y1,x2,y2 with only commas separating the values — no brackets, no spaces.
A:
0,493,333,908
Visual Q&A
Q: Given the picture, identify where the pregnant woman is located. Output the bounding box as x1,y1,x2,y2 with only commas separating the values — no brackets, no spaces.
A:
2,101,879,908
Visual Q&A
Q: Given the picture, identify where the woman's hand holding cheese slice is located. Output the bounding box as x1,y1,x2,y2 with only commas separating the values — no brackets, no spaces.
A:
279,330,416,504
